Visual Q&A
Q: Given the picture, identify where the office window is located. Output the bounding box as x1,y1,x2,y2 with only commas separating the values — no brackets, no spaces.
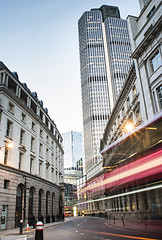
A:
6,120,12,138
19,152,23,170
117,115,120,125
30,157,34,174
135,107,141,124
132,85,136,98
46,166,49,180
40,129,43,138
40,110,43,121
32,121,35,131
4,180,10,189
39,143,43,157
122,106,125,118
39,161,42,176
4,147,8,165
8,102,14,114
157,85,162,110
31,137,35,152
51,169,54,183
147,6,155,19
150,51,162,72
51,153,54,165
46,148,49,160
21,113,26,122
20,129,25,145
126,97,130,109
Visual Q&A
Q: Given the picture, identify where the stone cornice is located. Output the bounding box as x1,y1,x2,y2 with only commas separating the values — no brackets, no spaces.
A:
0,62,63,143
0,163,60,190
131,15,162,59
0,85,64,153
101,64,136,150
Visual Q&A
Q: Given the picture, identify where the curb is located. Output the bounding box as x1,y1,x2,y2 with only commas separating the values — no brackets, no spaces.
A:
1,235,28,240
0,219,73,238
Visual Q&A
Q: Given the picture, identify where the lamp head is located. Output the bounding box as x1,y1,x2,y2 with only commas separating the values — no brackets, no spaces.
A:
6,142,14,149
124,122,134,132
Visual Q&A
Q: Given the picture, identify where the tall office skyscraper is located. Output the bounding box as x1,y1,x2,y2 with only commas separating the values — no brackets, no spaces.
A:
78,5,132,172
62,131,84,169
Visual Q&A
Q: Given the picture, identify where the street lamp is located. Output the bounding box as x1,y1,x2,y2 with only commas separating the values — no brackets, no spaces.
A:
0,142,14,150
0,142,14,165
124,122,134,133
22,175,29,227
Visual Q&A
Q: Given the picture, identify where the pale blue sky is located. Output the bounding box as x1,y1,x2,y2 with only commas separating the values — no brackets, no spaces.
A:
0,0,140,133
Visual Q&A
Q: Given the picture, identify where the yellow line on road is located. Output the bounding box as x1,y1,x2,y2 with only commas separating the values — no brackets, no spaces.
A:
80,229,158,240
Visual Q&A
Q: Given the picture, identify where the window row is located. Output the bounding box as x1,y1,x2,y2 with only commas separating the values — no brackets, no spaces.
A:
0,73,61,143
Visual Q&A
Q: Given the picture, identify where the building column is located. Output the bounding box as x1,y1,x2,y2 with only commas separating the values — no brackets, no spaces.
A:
27,97,31,108
36,106,40,117
6,75,9,87
0,73,2,84
2,72,6,85
16,86,21,98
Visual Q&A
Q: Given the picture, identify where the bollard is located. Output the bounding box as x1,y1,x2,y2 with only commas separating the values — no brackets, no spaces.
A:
145,213,147,229
122,215,125,226
35,221,44,240
19,219,23,235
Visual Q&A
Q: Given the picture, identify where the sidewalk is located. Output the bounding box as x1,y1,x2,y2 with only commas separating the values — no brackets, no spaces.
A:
0,218,72,240
101,218,162,235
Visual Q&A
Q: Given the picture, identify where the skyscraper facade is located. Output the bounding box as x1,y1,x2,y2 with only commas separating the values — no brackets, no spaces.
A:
78,5,132,173
104,17,133,102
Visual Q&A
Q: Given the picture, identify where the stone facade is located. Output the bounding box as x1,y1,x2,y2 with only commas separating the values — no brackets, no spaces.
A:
0,61,64,229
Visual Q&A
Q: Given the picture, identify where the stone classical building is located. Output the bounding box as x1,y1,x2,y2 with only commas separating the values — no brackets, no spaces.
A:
0,62,64,229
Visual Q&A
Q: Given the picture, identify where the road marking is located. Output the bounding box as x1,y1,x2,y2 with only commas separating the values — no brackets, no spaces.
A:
101,239,111,240
80,229,158,240
77,219,87,227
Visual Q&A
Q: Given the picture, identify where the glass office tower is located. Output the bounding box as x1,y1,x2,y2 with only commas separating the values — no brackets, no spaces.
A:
78,5,132,172
62,131,84,169
104,17,133,102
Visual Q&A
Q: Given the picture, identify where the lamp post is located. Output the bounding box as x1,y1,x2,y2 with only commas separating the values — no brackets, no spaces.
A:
23,175,27,226
23,175,29,228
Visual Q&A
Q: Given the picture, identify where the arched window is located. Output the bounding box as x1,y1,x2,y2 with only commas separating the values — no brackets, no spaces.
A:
52,193,55,216
46,191,50,223
15,184,23,227
59,196,63,215
28,187,34,216
38,189,43,215
46,192,49,216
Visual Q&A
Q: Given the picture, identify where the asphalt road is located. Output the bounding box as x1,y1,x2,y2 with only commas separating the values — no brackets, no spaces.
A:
27,217,162,240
